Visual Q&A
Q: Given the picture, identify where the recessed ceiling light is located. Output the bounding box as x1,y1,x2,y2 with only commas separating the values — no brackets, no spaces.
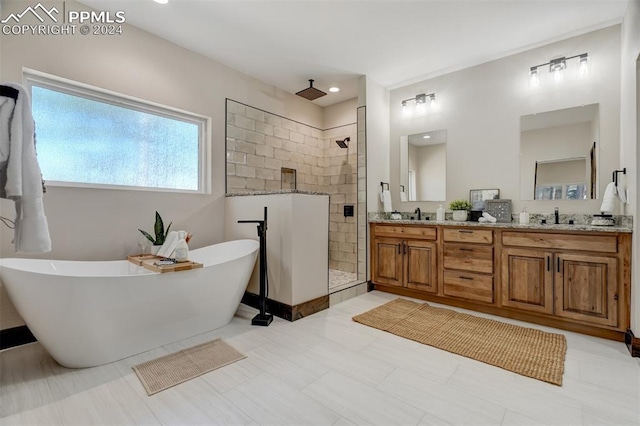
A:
423,135,431,139
154,0,169,4
328,87,340,93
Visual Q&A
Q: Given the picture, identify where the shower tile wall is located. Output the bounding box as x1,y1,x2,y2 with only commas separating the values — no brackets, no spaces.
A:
226,100,325,193
324,125,357,274
226,100,359,276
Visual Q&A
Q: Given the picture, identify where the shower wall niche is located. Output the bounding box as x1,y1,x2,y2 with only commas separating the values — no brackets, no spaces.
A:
226,99,362,283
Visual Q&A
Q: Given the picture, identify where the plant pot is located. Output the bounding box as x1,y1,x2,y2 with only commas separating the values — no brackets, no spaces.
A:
151,245,161,255
452,210,468,221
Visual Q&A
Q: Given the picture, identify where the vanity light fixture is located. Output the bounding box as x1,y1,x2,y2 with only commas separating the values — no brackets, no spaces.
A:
401,92,437,116
153,0,169,3
529,53,588,88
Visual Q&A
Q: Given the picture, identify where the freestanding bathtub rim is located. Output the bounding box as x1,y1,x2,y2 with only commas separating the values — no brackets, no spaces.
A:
0,239,260,278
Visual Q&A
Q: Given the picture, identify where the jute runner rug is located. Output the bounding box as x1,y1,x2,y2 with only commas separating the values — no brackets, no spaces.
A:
132,339,246,395
353,298,566,386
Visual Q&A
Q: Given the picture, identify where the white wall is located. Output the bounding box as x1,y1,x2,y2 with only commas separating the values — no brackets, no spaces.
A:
365,77,390,212
389,25,621,215
224,194,329,306
620,0,640,334
0,0,322,330
323,97,358,129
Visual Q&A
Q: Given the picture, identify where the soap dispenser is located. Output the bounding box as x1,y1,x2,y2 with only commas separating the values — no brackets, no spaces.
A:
436,204,445,221
174,231,189,262
519,205,529,225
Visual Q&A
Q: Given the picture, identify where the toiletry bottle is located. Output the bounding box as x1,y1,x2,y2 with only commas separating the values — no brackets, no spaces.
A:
436,204,445,221
519,205,529,225
174,231,189,262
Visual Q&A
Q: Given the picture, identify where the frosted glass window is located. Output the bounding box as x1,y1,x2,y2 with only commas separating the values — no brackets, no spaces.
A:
27,75,207,192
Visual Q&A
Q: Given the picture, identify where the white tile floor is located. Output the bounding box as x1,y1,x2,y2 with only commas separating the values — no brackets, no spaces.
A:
1,291,639,426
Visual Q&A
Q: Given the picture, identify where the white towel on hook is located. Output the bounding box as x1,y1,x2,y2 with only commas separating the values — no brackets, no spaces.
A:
600,182,616,213
0,83,51,254
616,185,627,204
400,191,407,202
381,190,392,213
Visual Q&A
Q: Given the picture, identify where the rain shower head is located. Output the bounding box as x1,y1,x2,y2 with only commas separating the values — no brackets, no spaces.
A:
296,79,326,101
336,137,350,148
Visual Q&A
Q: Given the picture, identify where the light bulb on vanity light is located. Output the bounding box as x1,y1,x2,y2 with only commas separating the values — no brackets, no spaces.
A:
429,94,438,110
402,100,412,117
579,54,589,77
550,58,566,84
529,67,540,88
415,93,426,114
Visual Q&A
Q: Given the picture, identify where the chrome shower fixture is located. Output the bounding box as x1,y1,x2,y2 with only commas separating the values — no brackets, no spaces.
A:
335,137,350,148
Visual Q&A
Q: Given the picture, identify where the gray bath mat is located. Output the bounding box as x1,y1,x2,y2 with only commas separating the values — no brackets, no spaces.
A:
132,338,246,395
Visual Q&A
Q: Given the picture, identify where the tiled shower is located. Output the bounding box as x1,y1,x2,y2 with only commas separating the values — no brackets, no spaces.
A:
225,100,366,291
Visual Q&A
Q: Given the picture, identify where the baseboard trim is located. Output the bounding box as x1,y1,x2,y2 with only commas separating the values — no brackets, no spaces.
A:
242,292,329,322
625,329,640,357
0,325,37,350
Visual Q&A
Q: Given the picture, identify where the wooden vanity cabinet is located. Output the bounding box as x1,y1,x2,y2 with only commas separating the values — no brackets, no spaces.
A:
554,253,618,327
371,224,438,293
370,222,631,341
501,231,621,328
442,228,495,304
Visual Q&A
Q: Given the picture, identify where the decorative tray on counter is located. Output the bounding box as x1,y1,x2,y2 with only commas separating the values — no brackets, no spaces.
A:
127,254,203,273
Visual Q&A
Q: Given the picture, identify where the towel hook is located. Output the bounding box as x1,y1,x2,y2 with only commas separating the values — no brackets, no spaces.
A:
400,185,405,192
613,168,627,187
380,182,389,191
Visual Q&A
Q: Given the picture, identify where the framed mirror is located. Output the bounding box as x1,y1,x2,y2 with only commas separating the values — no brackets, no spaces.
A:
520,104,599,201
400,129,447,201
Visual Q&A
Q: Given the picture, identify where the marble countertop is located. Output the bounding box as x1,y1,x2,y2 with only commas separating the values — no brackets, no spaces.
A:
226,190,330,197
368,219,632,233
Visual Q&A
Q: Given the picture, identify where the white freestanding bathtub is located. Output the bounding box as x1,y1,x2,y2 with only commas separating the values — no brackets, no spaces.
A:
0,239,259,368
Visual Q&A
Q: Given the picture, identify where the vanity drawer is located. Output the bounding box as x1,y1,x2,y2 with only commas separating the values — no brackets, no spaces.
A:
443,244,493,273
373,225,437,240
501,231,617,253
443,270,494,304
443,228,493,244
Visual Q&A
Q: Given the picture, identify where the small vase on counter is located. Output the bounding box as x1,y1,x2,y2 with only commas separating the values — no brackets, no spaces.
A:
452,210,468,221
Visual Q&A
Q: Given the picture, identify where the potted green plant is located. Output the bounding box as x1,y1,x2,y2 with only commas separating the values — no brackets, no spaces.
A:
138,211,172,254
449,200,472,221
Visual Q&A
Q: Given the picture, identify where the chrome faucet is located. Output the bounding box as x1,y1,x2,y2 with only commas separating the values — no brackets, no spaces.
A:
414,207,421,220
554,207,559,224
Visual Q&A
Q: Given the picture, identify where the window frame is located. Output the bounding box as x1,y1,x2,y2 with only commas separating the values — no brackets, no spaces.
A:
23,68,211,194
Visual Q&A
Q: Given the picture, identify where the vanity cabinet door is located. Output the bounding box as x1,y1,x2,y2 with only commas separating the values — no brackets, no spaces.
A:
554,253,618,327
372,237,403,287
405,240,437,293
501,248,554,314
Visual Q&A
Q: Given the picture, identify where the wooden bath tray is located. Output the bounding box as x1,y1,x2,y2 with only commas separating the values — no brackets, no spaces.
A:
127,254,203,273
